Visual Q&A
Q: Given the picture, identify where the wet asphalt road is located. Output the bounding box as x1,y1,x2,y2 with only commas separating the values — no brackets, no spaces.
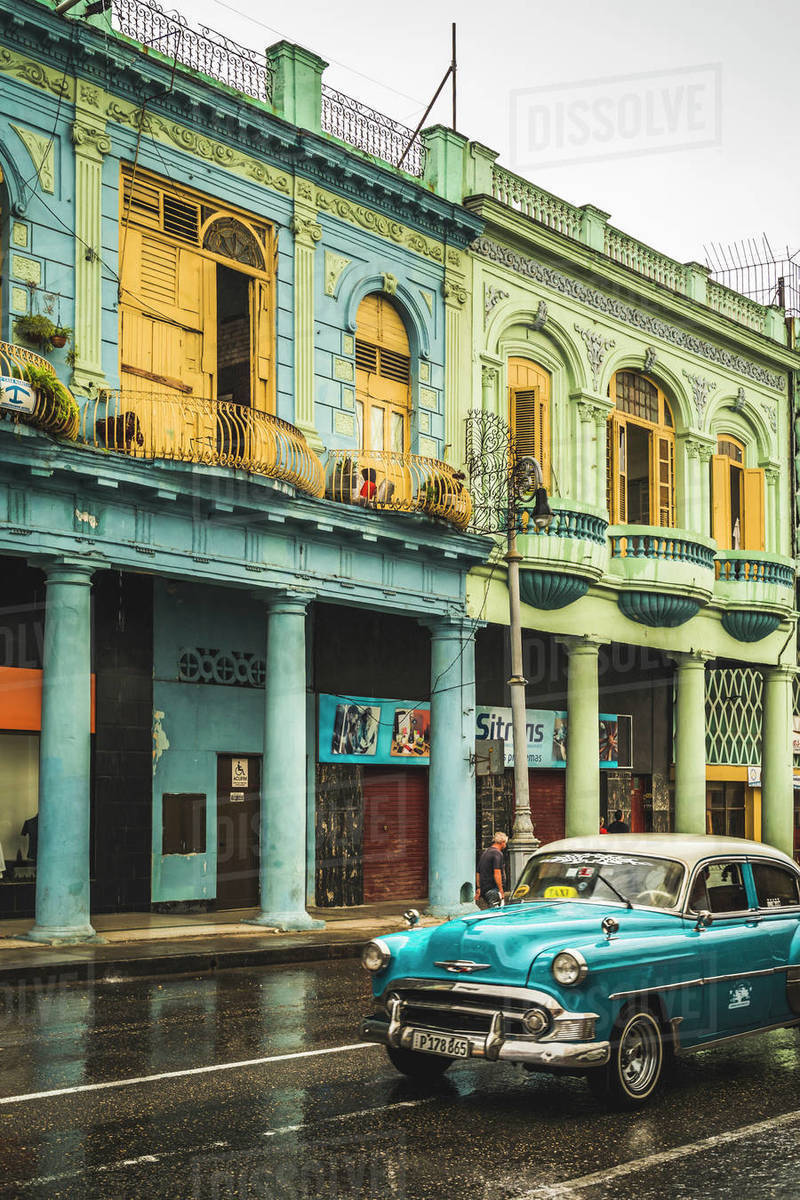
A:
0,961,799,1198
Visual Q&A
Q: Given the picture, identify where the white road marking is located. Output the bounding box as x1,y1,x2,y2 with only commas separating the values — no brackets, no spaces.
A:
13,1143,230,1191
515,1108,800,1198
0,1041,377,1106
262,1097,435,1136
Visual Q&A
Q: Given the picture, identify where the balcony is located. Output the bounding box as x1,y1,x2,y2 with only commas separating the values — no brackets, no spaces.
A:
324,450,471,528
0,341,79,439
80,390,324,496
608,526,717,627
714,551,796,642
517,501,608,609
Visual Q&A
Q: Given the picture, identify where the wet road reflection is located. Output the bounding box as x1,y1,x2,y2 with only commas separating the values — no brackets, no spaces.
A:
0,961,797,1198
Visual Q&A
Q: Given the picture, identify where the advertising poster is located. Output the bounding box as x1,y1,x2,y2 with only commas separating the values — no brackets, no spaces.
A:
319,694,430,765
475,706,619,768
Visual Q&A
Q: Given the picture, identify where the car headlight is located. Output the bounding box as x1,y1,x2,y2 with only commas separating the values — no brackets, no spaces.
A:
551,950,588,986
361,939,391,972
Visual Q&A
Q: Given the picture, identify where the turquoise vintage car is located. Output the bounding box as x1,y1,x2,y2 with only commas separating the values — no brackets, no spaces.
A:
361,834,800,1105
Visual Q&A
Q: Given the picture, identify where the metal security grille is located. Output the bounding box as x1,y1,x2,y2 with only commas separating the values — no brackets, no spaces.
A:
705,668,763,765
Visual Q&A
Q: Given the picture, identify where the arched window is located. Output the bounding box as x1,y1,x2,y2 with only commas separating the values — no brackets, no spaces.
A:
508,357,550,485
607,371,674,526
355,295,411,452
711,435,764,549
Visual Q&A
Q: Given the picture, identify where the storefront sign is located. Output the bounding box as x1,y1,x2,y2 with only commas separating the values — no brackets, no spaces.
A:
318,695,618,769
475,706,619,769
319,694,430,765
0,377,35,414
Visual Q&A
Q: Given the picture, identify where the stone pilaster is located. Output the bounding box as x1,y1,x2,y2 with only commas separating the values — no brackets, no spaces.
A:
570,391,612,509
679,435,714,534
71,88,111,394
291,181,323,452
442,270,468,463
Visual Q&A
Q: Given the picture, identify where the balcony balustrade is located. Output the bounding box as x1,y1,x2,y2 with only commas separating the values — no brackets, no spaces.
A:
516,501,608,609
607,525,717,627
0,341,79,439
714,551,796,642
81,389,324,497
324,449,471,528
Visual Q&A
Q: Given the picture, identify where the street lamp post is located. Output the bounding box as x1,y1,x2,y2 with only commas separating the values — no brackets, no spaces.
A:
506,456,552,887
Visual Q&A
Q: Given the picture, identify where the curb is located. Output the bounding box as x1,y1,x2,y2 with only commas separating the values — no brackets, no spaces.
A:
0,938,367,988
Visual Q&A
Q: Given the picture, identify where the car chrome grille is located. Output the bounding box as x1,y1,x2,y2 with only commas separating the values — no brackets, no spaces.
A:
389,988,533,1038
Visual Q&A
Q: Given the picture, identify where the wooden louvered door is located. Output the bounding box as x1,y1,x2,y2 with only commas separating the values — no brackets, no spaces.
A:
508,358,550,486
608,413,627,523
362,769,428,902
355,296,411,454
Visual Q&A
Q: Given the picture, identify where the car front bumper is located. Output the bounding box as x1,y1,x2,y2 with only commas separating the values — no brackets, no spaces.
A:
361,1005,610,1071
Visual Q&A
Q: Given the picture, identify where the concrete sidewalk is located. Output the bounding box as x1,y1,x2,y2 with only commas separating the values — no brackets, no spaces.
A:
0,900,434,987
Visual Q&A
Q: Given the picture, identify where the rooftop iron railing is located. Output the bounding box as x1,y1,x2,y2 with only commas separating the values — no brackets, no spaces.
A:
81,389,324,496
325,449,471,527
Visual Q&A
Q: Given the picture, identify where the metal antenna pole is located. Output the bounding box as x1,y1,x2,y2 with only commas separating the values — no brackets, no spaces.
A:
452,23,457,130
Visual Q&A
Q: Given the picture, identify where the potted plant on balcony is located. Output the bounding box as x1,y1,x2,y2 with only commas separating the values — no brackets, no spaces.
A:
49,325,72,350
19,362,80,440
14,313,57,349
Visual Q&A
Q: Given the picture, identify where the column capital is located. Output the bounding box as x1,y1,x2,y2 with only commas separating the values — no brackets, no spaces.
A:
556,634,607,656
36,556,102,585
762,662,798,683
290,214,322,248
667,649,715,668
422,611,479,640
264,589,315,614
71,120,111,161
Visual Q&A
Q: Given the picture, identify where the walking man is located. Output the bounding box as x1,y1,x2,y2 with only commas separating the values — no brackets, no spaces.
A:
476,831,508,908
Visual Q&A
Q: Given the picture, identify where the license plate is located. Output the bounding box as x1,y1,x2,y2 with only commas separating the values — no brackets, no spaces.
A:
410,1029,470,1058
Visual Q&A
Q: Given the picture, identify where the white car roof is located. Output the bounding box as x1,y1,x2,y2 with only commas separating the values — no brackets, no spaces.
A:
534,833,798,872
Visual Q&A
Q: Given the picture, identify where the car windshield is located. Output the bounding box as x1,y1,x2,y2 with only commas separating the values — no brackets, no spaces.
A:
510,851,685,910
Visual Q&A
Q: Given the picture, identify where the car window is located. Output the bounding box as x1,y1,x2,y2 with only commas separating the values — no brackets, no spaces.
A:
752,862,800,909
689,861,748,914
511,852,684,908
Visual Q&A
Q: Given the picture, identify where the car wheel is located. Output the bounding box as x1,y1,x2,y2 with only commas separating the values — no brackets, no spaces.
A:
386,1046,453,1078
587,1007,664,1107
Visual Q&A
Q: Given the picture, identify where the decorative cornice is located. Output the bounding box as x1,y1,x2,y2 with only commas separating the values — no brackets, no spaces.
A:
574,323,615,391
682,370,716,422
0,45,73,100
314,188,446,263
472,236,786,392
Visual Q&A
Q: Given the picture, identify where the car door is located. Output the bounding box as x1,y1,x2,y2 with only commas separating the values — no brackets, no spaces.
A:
686,858,772,1037
747,857,800,1023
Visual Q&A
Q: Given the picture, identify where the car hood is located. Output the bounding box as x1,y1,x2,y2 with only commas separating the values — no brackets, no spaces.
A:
379,901,678,990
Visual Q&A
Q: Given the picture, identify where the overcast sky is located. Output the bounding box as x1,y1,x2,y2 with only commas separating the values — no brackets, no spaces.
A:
179,0,797,271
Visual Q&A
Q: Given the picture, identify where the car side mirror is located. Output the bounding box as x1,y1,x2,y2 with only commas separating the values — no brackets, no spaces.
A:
403,908,420,929
693,909,713,932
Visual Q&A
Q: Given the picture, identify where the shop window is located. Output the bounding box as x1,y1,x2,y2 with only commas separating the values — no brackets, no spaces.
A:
711,435,764,550
162,793,206,855
606,371,674,526
508,357,550,487
355,295,411,453
118,165,274,433
706,782,745,838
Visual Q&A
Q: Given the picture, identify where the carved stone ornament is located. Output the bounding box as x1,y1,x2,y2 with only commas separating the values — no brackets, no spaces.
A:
732,386,746,412
574,323,615,391
532,300,548,331
577,400,607,425
682,370,716,422
420,290,434,314
443,279,468,306
760,402,778,434
290,215,322,247
381,272,398,296
471,237,785,392
643,346,657,374
324,250,350,297
71,122,112,158
484,283,509,323
11,124,55,192
684,437,715,463
481,364,499,387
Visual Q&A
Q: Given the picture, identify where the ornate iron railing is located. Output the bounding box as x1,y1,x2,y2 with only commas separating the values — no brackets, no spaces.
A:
517,505,607,544
111,0,273,104
320,85,425,176
490,165,582,239
325,449,471,527
603,226,689,292
81,390,324,496
715,554,795,588
0,341,79,439
609,529,716,569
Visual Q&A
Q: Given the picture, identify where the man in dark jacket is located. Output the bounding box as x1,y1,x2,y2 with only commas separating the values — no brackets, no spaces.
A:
606,809,630,833
476,831,508,907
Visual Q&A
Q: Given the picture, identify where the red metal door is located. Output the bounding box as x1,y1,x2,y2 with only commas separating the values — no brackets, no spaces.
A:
362,769,428,902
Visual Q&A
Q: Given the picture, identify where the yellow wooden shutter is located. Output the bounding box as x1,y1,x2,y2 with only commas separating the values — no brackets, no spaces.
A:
250,278,272,412
743,468,765,551
607,414,626,522
711,455,732,548
655,434,675,528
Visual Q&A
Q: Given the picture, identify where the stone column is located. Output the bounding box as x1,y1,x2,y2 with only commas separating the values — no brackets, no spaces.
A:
250,592,323,930
559,636,603,838
671,652,710,834
762,465,780,553
442,276,468,464
291,197,323,452
761,665,795,857
71,98,111,394
426,616,477,916
28,562,97,943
